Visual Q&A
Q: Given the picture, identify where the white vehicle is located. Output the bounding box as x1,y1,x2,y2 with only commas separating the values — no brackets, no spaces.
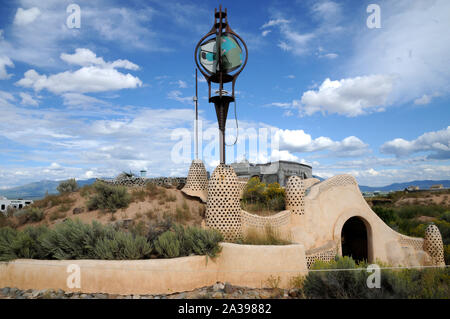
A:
0,196,34,214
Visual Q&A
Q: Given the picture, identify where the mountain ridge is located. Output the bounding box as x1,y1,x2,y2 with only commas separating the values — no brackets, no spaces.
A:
1,178,448,199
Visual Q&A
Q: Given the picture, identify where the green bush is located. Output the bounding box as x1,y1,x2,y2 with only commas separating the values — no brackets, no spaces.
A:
57,178,79,194
301,256,450,299
0,219,222,261
87,181,131,212
153,224,223,258
0,226,50,261
14,207,45,225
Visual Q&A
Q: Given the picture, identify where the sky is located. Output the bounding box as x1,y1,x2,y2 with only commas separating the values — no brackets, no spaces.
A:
0,0,449,189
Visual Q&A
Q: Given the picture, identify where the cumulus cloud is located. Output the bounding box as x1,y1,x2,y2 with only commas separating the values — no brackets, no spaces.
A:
380,127,450,159
16,49,142,94
348,0,450,105
19,92,39,106
13,7,41,26
0,56,14,79
299,75,395,116
60,48,139,70
274,129,369,157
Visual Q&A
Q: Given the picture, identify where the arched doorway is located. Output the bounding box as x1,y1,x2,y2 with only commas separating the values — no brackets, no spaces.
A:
341,216,368,262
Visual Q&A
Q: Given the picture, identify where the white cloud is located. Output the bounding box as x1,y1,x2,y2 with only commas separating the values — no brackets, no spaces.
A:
60,48,139,70
321,53,338,59
16,49,142,94
274,129,369,157
348,0,450,105
262,30,271,37
62,93,109,107
381,127,450,159
271,149,299,162
261,19,290,29
167,90,193,104
0,91,15,107
0,56,14,79
299,75,395,116
13,7,41,26
170,80,187,89
19,92,39,106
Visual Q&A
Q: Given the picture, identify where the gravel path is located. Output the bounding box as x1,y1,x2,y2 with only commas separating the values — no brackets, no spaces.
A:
0,282,302,299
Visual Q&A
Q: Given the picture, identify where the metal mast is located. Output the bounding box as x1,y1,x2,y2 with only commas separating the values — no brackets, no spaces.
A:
194,69,199,160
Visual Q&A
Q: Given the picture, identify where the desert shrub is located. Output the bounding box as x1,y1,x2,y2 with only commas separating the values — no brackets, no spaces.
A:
57,179,78,194
444,244,450,265
147,218,174,242
87,181,131,212
153,230,181,258
92,230,151,260
242,178,286,213
167,194,177,202
243,177,266,203
302,256,450,299
372,206,396,224
239,225,290,245
79,184,94,197
14,207,45,225
442,211,450,223
153,224,223,258
0,226,50,261
0,219,222,261
49,210,66,221
130,188,147,202
175,206,191,222
0,212,15,228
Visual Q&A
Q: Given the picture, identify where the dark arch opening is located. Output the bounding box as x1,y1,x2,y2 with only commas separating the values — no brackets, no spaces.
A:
341,217,368,263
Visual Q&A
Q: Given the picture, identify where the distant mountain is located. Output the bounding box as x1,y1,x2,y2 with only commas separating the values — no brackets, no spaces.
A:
312,175,325,182
358,180,450,192
0,178,97,200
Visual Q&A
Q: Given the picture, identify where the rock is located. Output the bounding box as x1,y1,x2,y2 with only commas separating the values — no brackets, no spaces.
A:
213,282,225,292
94,293,108,299
132,295,141,299
9,288,18,295
23,292,33,298
31,290,42,298
259,291,271,299
174,293,186,299
73,207,84,215
288,289,298,298
1,287,10,295
212,292,223,299
224,283,235,294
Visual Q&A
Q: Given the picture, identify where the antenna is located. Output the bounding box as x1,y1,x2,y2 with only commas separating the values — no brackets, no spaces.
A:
194,69,199,160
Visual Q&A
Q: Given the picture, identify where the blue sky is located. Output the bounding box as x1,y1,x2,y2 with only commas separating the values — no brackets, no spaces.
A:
0,0,449,188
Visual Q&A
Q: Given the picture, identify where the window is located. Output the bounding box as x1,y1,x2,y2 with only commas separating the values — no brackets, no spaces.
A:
1,204,5,210
19,204,23,209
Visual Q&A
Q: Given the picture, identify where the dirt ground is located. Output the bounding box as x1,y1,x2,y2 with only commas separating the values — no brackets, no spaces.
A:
17,186,206,230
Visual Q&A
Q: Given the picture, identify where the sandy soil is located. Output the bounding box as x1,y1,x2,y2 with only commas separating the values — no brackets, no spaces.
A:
395,193,449,207
17,186,206,230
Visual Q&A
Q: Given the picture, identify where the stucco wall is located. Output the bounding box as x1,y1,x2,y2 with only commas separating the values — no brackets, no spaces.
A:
0,243,307,295
290,175,432,267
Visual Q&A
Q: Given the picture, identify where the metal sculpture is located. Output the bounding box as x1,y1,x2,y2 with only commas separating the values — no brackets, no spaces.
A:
194,5,248,164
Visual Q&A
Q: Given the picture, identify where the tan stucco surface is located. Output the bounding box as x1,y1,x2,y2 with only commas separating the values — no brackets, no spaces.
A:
0,243,307,295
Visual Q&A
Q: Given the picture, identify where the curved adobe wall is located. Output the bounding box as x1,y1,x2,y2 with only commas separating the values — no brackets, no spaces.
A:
181,159,208,203
0,243,308,295
290,174,437,267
